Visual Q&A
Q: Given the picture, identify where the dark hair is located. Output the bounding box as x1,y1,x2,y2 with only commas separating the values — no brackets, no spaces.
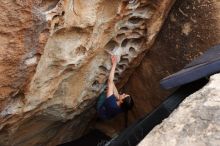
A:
121,96,134,112
121,96,134,128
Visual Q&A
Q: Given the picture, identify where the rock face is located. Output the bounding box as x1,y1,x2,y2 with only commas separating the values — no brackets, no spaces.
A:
97,0,220,135
0,0,175,145
0,0,49,106
123,0,220,121
138,73,220,146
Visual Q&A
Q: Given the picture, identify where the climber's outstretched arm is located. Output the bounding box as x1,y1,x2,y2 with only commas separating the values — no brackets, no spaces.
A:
107,56,117,97
113,82,120,100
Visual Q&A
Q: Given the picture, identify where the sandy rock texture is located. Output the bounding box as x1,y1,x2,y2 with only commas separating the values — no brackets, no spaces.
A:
0,0,175,145
138,73,220,146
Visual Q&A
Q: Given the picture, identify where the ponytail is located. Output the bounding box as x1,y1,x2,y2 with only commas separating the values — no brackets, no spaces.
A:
121,96,134,128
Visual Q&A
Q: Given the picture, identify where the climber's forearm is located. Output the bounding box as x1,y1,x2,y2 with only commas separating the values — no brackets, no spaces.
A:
108,63,116,82
107,55,117,97
113,83,120,100
107,63,116,97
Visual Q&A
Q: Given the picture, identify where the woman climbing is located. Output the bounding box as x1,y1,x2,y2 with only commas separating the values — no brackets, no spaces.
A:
97,55,134,123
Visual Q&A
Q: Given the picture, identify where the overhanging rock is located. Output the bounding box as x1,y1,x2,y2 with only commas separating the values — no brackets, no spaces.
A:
0,0,175,145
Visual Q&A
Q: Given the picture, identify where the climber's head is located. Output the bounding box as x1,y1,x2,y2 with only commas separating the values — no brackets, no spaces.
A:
119,94,134,112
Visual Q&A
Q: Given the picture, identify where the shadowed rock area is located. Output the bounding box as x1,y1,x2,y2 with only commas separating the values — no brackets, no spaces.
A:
125,0,220,121
133,0,220,145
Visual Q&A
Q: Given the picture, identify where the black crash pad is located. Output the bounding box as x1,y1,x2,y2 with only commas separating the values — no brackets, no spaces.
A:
160,44,220,89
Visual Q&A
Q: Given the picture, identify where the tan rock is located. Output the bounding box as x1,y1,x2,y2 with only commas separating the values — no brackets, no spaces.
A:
0,0,175,145
138,73,220,146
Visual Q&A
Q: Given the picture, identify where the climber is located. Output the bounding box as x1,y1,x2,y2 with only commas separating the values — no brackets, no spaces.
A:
97,55,134,123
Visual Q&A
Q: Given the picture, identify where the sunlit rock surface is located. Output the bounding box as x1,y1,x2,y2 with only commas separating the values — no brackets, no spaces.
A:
0,0,175,145
138,73,220,146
